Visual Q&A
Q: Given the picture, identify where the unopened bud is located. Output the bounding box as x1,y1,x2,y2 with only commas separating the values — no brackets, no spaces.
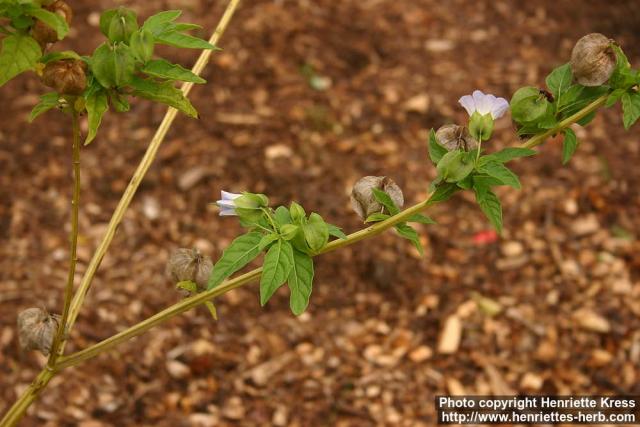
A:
17,308,60,356
350,176,404,220
166,248,213,290
31,1,73,46
570,33,616,87
42,59,87,95
435,124,478,151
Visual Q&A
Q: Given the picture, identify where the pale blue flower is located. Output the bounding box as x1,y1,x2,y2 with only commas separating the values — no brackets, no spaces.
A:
458,90,509,119
216,190,241,216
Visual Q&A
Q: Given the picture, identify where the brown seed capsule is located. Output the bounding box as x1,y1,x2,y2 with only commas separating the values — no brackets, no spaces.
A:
166,248,213,291
17,308,60,356
31,0,73,46
435,124,479,151
570,33,616,87
41,59,87,95
350,176,404,220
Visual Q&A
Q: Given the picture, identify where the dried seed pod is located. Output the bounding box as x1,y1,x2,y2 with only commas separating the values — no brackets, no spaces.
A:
41,59,87,95
570,33,616,87
17,308,60,356
166,248,213,290
435,124,479,151
350,176,404,220
31,1,73,46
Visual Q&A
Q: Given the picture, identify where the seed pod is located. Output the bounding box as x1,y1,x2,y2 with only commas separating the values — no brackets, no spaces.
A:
31,1,73,46
350,176,404,220
17,308,60,356
435,124,478,151
570,33,616,87
166,248,213,290
41,59,87,95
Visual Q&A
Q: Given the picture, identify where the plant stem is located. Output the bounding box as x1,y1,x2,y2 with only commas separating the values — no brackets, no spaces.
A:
48,107,81,367
62,0,242,348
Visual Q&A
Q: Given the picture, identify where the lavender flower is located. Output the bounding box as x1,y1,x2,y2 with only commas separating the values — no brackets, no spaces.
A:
216,190,241,216
458,90,509,119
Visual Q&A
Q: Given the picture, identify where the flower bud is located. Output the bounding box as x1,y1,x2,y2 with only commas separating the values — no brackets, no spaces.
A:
435,124,478,151
166,248,213,290
31,1,73,46
350,176,404,220
41,59,87,95
570,33,616,87
17,308,60,356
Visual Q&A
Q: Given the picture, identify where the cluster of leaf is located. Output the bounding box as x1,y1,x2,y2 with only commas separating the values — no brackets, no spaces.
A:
30,7,216,144
0,0,69,86
362,189,435,255
427,132,536,233
207,194,347,315
511,44,639,165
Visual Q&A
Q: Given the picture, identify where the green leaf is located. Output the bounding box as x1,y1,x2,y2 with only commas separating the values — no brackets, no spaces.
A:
90,42,136,88
129,76,198,118
259,233,279,251
545,63,572,100
155,30,215,50
428,128,448,164
477,161,521,189
327,224,347,240
260,239,294,305
0,34,41,87
562,128,578,165
609,45,635,90
474,185,502,233
407,213,436,224
141,10,182,34
395,223,423,255
606,88,626,108
208,231,263,289
427,182,460,205
141,59,205,83
576,111,596,127
621,91,640,130
28,6,68,39
84,90,109,145
287,249,314,315
274,206,292,225
28,92,59,122
479,147,536,165
371,188,400,215
302,213,329,253
365,212,390,223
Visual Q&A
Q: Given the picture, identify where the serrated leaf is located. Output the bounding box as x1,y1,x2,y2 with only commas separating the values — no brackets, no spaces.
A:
0,34,41,87
562,128,578,164
477,161,521,189
395,223,423,255
287,249,314,315
427,182,460,205
428,128,448,164
479,148,536,165
327,223,347,240
84,90,108,145
28,6,68,39
365,212,390,223
621,91,640,130
474,185,502,233
129,76,198,118
208,231,263,290
372,188,400,215
576,111,596,127
606,88,625,108
155,30,215,50
407,213,436,224
141,10,182,34
29,92,60,122
260,239,294,305
545,63,572,100
141,58,205,83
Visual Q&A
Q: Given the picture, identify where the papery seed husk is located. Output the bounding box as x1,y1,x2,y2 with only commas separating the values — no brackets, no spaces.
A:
166,248,213,291
31,1,73,46
435,124,479,151
570,33,616,87
17,307,60,356
42,59,87,95
350,176,404,220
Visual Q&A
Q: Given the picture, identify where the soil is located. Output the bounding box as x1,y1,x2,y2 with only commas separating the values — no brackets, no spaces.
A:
1,0,640,426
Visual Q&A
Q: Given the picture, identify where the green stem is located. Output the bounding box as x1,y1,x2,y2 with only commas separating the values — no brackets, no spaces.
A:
48,107,81,366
